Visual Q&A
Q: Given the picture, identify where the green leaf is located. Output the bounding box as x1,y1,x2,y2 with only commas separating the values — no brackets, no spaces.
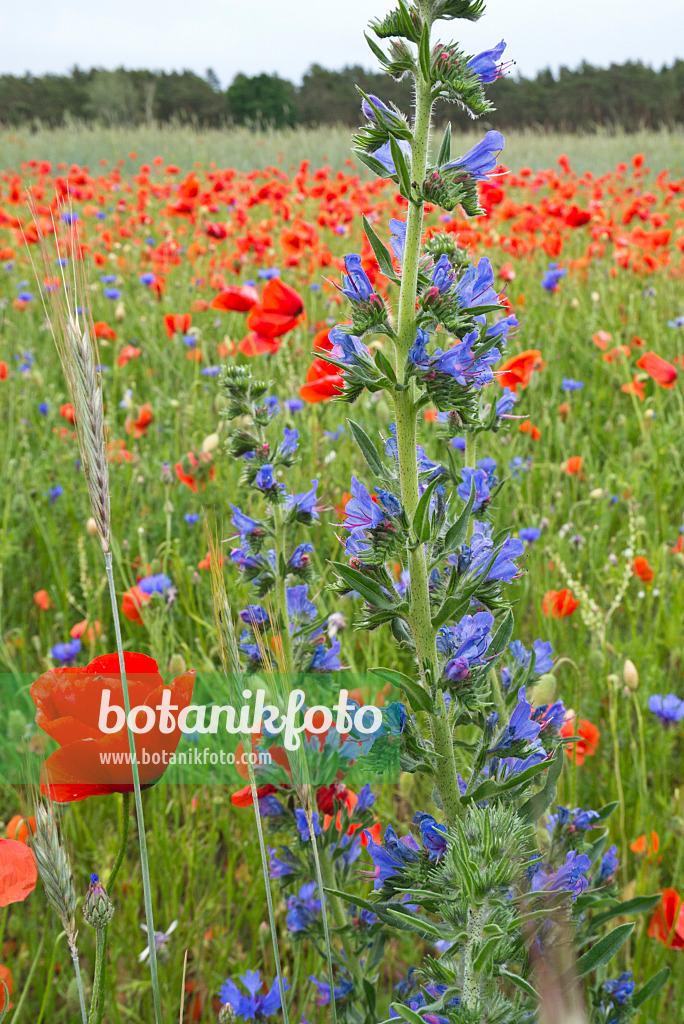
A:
390,1003,427,1024
323,887,377,914
519,745,564,823
462,755,554,805
595,801,619,823
431,594,470,631
590,894,662,931
443,480,475,552
418,21,432,82
488,609,513,658
574,923,634,978
364,31,389,66
355,147,397,181
437,123,452,166
632,966,670,1010
363,979,376,1017
413,475,440,543
374,348,398,383
363,215,399,282
498,968,539,999
389,134,412,198
330,561,397,610
372,667,432,713
383,907,444,936
347,418,387,478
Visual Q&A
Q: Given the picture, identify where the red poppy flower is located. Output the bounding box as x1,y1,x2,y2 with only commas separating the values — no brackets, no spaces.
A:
0,838,37,906
300,357,344,403
238,333,282,356
210,285,259,312
631,831,660,859
633,556,654,582
174,451,215,493
648,888,684,949
117,344,141,367
30,651,194,802
0,362,8,380
559,718,599,765
622,377,645,401
498,349,543,394
93,321,117,341
70,619,102,643
125,403,154,438
163,313,192,339
60,403,76,424
0,965,12,1011
231,783,279,808
563,455,583,475
636,351,677,389
6,815,36,844
33,589,51,610
246,279,304,339
122,585,151,624
518,420,541,441
542,588,579,618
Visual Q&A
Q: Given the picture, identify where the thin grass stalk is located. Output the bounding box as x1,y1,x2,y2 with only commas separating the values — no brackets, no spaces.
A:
26,200,164,1024
206,523,290,1024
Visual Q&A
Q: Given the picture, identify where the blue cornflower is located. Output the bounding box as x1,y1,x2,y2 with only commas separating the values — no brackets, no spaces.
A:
446,131,505,181
598,845,619,883
648,693,684,724
286,882,321,933
372,139,412,176
284,398,304,413
496,387,517,417
562,377,584,391
667,315,684,328
201,366,221,376
389,218,407,261
294,808,322,841
184,513,200,525
61,211,78,224
38,402,49,416
344,476,386,531
15,351,34,372
491,687,541,752
218,970,287,1020
519,527,541,544
139,272,156,285
139,573,172,595
51,638,81,664
603,972,634,1005
257,267,280,279
103,287,121,300
309,975,353,1006
239,605,269,626
182,334,196,348
18,291,34,302
100,275,117,284
467,39,508,83
47,485,64,505
340,253,376,303
541,262,567,292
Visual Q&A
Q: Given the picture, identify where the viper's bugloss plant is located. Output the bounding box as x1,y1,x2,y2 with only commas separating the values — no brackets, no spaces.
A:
213,3,671,1022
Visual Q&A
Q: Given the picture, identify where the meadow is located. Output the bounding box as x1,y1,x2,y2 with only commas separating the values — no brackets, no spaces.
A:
0,124,683,1022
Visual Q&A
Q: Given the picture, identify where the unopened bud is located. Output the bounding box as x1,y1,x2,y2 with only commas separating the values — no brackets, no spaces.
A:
590,488,604,499
114,301,126,322
202,432,220,454
168,653,187,676
86,517,99,537
160,461,174,485
218,1005,236,1023
7,708,27,744
83,874,115,928
623,659,639,690
529,673,556,705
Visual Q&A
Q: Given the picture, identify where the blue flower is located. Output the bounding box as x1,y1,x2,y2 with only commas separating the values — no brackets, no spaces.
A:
255,464,280,491
457,467,491,511
519,527,540,544
258,795,285,817
231,505,262,536
372,139,412,177
446,131,505,181
38,402,49,416
138,573,172,595
496,387,517,417
361,93,392,120
290,542,313,568
531,850,591,899
239,604,269,627
438,611,494,679
329,326,371,365
47,485,64,505
413,813,448,860
257,267,280,279
285,479,319,519
267,846,296,878
454,257,499,310
541,262,567,292
309,974,353,1006
603,971,634,1005
61,211,79,224
287,585,317,623
201,365,221,377
286,882,321,932
364,825,420,888
340,253,376,303
218,969,287,1020
408,328,431,367
18,291,34,302
279,427,299,456
344,476,386,531
491,687,541,752
310,640,342,672
284,398,304,413
103,287,121,300
598,845,619,883
184,513,200,525
430,254,455,294
100,275,117,284
355,783,376,813
562,377,584,391
139,272,156,285
51,638,81,664
389,218,407,261
294,808,322,841
467,39,508,83
466,521,524,583
648,693,684,724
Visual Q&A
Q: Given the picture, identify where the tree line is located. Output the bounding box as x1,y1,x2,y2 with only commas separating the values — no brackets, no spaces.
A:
1,60,683,132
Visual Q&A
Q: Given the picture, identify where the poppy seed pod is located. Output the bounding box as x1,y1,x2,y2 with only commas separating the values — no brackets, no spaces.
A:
623,659,639,690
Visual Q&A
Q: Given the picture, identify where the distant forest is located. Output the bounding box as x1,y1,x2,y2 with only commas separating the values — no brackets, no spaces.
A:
1,61,683,132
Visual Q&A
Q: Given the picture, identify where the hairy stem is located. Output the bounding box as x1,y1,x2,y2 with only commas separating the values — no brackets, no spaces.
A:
88,930,106,1024
462,903,485,1010
105,553,162,1024
273,503,296,675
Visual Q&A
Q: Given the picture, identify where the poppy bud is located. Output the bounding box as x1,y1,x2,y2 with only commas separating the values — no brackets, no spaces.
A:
529,673,556,706
114,302,125,322
201,432,220,454
623,659,639,690
590,488,604,499
86,517,99,537
588,648,605,672
168,653,187,676
83,874,115,928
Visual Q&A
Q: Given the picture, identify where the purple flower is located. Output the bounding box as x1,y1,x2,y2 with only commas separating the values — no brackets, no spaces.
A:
364,825,420,888
231,505,262,536
598,845,619,883
310,639,342,672
139,272,156,285
541,262,567,292
103,287,121,300
648,693,684,724
329,326,371,365
446,131,505,181
289,542,313,568
47,485,64,505
286,585,317,622
341,253,376,303
603,972,634,1005
562,378,584,391
267,846,297,878
344,476,386,531
496,387,518,417
413,813,448,860
258,795,285,817
519,527,540,543
309,974,353,1006
372,138,412,176
255,464,278,490
239,604,269,626
430,254,455,294
51,638,82,664
491,687,541,752
361,93,392,121
438,611,494,678
295,808,322,841
531,850,592,899
138,573,172,595
219,969,287,1020
285,479,320,519
286,882,321,932
467,40,509,84
457,467,491,510
454,258,499,309
355,783,376,813
532,639,553,673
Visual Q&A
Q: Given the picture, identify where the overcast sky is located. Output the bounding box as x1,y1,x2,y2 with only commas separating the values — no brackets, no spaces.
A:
1,0,682,83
